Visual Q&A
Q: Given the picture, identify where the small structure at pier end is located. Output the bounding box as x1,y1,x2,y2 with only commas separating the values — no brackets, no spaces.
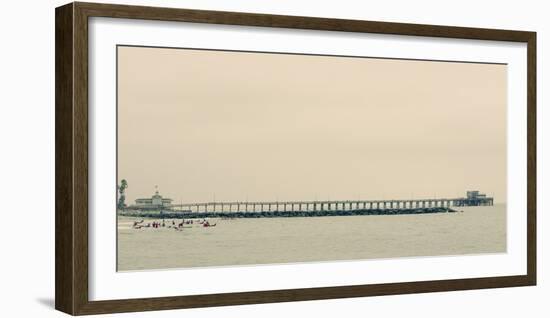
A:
454,190,493,206
130,188,173,210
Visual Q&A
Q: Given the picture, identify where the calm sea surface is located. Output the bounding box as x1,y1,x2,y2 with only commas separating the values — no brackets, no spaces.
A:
117,204,506,271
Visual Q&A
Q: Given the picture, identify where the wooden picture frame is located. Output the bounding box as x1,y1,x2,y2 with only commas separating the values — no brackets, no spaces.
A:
56,2,536,315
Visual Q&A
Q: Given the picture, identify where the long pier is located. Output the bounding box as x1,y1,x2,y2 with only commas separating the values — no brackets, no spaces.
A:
167,197,493,214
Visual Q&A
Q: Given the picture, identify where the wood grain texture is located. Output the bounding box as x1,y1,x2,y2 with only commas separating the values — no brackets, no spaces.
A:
75,1,533,42
526,33,537,285
55,2,537,315
75,276,534,315
73,2,90,314
55,3,75,314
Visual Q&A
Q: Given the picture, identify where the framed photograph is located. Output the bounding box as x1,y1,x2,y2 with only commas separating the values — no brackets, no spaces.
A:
55,2,536,315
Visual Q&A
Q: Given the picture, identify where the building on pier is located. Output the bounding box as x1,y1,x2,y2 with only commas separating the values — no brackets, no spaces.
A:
131,189,173,210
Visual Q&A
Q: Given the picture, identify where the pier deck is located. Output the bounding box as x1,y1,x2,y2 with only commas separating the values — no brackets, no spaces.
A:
165,196,493,214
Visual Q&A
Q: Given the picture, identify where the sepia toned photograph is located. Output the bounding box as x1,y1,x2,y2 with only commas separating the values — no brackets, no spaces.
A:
116,45,507,271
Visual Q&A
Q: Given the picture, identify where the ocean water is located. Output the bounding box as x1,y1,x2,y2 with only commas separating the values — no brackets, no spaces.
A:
117,204,506,271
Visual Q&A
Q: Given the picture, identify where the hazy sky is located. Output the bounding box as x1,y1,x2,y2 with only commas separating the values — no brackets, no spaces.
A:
117,46,507,204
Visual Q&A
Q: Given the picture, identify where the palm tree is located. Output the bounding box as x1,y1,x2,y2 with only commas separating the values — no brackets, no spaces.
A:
117,179,128,210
